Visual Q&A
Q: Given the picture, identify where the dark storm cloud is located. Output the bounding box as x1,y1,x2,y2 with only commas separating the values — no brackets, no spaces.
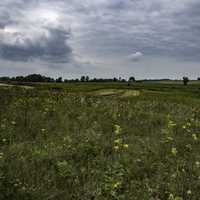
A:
0,28,72,62
1,0,200,62
0,0,73,63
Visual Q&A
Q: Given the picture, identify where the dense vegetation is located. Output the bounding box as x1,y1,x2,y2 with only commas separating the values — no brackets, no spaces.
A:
0,74,129,83
1,73,199,84
0,83,200,200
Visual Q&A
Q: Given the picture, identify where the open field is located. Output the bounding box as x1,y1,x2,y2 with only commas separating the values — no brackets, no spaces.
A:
0,83,34,89
1,82,200,200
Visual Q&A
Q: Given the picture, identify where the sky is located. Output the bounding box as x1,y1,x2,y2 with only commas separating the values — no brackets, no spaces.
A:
0,0,200,79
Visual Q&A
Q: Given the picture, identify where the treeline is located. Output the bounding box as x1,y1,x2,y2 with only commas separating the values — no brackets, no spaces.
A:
0,74,200,84
0,74,55,83
0,74,136,83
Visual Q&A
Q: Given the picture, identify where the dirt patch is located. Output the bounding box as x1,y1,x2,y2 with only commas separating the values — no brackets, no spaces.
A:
92,89,140,97
93,89,123,96
0,83,34,89
121,90,140,97
0,83,13,87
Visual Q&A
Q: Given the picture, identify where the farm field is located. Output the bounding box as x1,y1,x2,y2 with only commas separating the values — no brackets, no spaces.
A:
1,82,200,200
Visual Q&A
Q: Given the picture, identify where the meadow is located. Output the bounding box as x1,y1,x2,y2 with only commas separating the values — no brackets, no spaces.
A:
0,82,200,200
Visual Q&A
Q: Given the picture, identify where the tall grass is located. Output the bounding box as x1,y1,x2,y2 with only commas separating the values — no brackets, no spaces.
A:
0,85,200,200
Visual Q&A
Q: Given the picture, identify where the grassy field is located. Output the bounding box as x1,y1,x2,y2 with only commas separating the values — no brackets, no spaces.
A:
0,82,200,200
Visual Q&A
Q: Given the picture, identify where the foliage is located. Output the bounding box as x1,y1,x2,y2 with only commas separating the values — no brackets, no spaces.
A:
0,83,200,199
128,77,136,82
183,77,189,86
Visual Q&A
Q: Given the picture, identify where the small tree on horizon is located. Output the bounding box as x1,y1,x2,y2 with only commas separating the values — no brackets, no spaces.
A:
113,77,118,82
183,77,189,86
56,77,63,83
80,76,86,82
129,76,136,82
85,76,89,82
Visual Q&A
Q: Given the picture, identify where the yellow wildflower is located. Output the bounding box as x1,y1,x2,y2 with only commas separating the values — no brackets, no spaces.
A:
171,147,177,156
171,173,176,178
114,146,119,151
187,190,192,195
192,134,198,141
182,125,186,129
41,129,46,132
2,138,6,143
0,152,3,159
168,194,174,200
114,125,121,135
195,161,200,167
21,186,26,191
166,136,173,141
113,181,121,189
169,194,183,200
14,183,18,187
168,121,176,127
186,122,191,127
11,121,16,125
123,144,129,149
114,139,121,144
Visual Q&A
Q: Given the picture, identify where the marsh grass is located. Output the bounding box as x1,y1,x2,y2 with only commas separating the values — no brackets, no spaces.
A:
0,84,200,200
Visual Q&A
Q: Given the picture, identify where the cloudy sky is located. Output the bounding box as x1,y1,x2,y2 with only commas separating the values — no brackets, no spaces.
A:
0,0,200,79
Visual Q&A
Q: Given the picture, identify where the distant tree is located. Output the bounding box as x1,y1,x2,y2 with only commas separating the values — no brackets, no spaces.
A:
24,74,44,82
85,76,89,82
197,77,200,81
129,76,136,82
183,77,189,86
15,76,25,82
56,77,63,83
113,77,118,82
64,79,69,83
80,76,86,82
11,77,16,81
75,78,79,82
45,77,55,82
0,74,55,83
0,77,10,82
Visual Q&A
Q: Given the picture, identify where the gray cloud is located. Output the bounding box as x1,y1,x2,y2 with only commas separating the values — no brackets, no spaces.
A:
128,52,143,62
0,0,73,63
68,0,200,60
0,27,72,62
0,0,200,78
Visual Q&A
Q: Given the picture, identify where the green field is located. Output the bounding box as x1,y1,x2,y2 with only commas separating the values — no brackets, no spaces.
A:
1,82,200,200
